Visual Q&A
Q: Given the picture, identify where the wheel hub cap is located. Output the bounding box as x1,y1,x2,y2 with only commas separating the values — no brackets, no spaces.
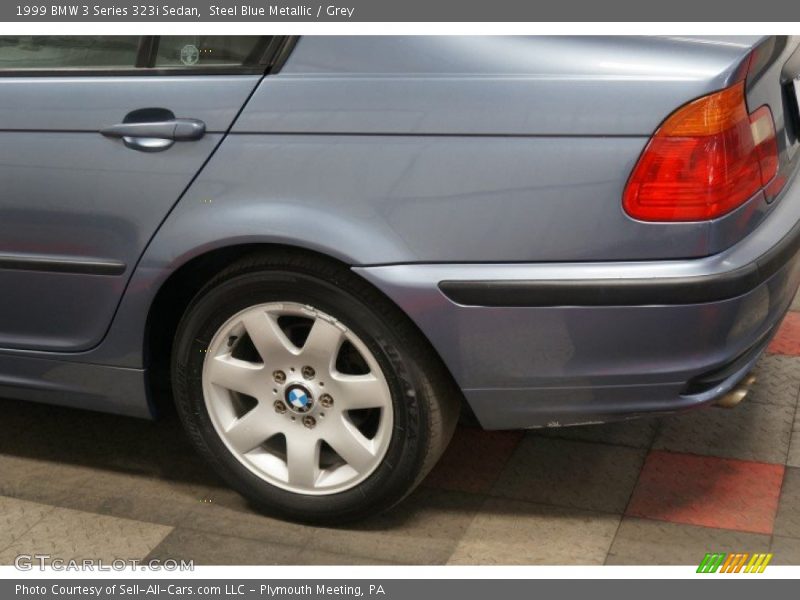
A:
285,384,314,413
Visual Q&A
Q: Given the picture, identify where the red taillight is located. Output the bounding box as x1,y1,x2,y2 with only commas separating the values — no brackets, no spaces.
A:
623,81,779,222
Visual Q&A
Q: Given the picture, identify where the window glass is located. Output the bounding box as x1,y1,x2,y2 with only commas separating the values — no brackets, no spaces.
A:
0,36,139,69
155,36,267,67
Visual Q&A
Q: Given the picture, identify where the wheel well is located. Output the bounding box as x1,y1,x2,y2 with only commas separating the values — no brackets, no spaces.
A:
144,243,471,420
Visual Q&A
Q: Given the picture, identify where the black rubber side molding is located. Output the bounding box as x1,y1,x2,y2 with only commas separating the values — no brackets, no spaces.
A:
0,254,126,276
439,217,800,307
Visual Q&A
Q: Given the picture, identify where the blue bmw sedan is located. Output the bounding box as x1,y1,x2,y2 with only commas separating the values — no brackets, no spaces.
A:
1,35,799,521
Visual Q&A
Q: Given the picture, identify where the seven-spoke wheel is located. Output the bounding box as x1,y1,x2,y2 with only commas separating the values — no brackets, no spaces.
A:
203,302,393,494
172,251,459,523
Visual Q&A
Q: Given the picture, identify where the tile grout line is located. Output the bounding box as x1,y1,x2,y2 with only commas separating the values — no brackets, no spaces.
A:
602,422,662,565
619,512,776,538
441,493,511,566
473,436,787,525
442,435,529,565
534,435,654,451
738,311,796,552
769,376,800,551
480,432,526,496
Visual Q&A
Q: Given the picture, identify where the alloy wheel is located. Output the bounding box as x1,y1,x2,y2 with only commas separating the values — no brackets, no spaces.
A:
202,302,394,495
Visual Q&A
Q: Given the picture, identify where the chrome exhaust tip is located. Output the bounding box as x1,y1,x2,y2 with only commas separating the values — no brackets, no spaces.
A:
742,373,757,387
715,373,757,408
716,387,749,408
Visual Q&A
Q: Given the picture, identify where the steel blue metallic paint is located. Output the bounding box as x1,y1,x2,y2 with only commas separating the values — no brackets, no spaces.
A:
0,352,148,418
0,76,260,131
242,36,758,136
0,76,261,351
1,35,799,431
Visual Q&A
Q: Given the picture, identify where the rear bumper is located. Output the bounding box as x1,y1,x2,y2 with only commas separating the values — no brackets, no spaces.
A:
438,212,800,308
355,173,800,430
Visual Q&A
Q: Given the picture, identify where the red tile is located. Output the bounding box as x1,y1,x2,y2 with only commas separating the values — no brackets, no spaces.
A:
768,312,800,356
423,427,523,494
626,450,784,534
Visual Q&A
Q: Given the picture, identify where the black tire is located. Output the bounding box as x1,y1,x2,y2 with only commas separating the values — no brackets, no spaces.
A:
171,249,460,523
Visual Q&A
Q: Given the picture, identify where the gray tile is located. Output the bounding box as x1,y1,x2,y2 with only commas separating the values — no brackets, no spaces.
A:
0,399,207,482
654,402,794,464
606,517,770,565
305,488,482,565
0,454,95,506
60,467,217,527
533,417,660,449
0,506,172,564
145,528,303,566
0,397,226,523
770,535,800,565
491,436,646,513
422,427,523,494
178,487,317,548
448,497,619,565
775,467,800,539
0,496,53,553
300,550,395,566
747,355,800,407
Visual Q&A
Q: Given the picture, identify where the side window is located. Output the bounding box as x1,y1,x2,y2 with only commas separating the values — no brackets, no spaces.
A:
154,36,270,68
0,36,139,69
0,36,276,73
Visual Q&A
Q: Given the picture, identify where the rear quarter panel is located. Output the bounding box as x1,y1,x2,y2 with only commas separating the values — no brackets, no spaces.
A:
224,35,764,263
62,35,773,369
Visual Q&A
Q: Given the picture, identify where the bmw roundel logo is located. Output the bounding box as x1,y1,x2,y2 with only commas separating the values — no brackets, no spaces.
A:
285,385,314,413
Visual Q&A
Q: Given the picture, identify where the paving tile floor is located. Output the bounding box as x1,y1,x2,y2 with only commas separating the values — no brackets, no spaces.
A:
2,297,800,565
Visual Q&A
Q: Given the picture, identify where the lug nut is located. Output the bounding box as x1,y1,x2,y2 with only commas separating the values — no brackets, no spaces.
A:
274,400,287,414
302,366,315,380
302,415,316,429
320,393,334,408
272,370,286,384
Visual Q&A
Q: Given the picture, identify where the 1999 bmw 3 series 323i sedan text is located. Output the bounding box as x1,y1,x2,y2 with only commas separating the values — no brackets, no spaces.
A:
2,35,800,522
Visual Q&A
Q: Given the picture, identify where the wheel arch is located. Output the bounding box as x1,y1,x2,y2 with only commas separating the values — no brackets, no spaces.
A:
143,242,468,420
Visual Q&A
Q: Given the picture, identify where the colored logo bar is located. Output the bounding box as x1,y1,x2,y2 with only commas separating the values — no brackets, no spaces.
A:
697,553,773,573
